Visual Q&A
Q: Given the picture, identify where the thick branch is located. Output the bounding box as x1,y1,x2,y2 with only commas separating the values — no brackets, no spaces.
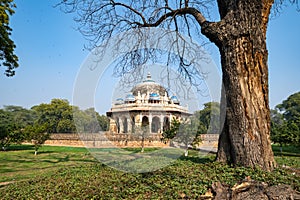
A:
138,7,207,27
133,6,223,48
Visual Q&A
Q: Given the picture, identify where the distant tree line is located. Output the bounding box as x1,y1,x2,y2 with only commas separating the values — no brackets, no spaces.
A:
271,92,300,148
1,93,299,152
0,98,109,151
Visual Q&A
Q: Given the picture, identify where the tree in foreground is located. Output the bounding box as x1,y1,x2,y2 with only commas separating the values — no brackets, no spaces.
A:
0,0,18,76
58,0,300,171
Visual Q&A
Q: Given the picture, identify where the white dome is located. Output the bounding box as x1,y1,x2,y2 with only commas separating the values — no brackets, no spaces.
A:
131,72,167,97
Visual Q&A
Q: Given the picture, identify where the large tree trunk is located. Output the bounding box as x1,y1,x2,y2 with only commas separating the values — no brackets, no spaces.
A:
216,36,276,170
202,0,276,171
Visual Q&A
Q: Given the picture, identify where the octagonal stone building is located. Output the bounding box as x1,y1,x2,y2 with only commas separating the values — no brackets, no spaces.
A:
106,73,191,135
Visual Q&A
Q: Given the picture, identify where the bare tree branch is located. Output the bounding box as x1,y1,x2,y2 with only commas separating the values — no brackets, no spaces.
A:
57,0,217,99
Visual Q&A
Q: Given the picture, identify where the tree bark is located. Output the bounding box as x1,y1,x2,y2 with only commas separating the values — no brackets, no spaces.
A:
202,0,276,171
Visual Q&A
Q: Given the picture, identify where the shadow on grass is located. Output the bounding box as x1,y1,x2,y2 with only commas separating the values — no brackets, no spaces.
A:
42,155,70,163
35,150,56,155
273,152,300,157
272,145,300,157
178,155,215,164
122,147,161,153
4,145,34,151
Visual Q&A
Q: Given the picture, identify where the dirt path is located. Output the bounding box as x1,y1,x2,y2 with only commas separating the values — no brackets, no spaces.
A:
0,181,15,187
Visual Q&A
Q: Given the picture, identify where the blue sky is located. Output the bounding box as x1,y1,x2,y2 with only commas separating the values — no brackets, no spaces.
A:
0,1,299,114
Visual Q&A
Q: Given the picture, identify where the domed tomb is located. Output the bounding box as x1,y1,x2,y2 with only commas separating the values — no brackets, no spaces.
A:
107,72,191,135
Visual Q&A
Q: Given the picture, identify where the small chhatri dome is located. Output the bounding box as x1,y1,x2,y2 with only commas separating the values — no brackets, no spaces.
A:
149,93,160,100
125,94,135,102
115,98,124,105
171,95,180,104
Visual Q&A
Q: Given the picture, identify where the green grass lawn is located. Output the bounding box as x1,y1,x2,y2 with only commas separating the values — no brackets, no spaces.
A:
0,145,96,183
0,144,299,199
272,145,300,169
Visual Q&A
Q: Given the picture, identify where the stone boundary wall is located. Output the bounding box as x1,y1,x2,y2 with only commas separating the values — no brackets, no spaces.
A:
45,133,219,150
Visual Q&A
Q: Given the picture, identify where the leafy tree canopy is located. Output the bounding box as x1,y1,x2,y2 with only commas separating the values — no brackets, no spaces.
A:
271,92,300,147
0,0,18,76
24,123,49,155
276,92,300,123
0,99,110,150
194,102,220,134
0,106,31,150
162,118,201,147
32,99,75,133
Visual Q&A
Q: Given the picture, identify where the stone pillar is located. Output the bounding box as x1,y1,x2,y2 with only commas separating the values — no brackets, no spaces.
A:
119,118,124,133
109,118,116,133
136,113,142,127
160,114,164,133
149,113,152,134
127,118,132,133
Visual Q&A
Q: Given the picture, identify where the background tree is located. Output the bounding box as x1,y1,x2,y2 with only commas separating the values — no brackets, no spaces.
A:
32,99,76,133
82,108,101,133
0,0,18,76
270,108,285,153
270,109,284,125
57,0,300,171
0,109,14,150
31,99,107,134
271,121,292,153
276,92,300,124
72,106,87,133
4,105,35,128
194,102,220,134
97,114,110,132
0,100,109,151
0,106,32,150
24,123,49,155
162,118,181,143
133,125,151,153
73,107,108,133
162,117,201,156
271,92,300,149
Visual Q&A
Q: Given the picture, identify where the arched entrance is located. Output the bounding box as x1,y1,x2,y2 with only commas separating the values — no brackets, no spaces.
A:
151,116,160,133
142,116,149,127
123,117,128,133
131,116,135,133
163,117,170,131
115,117,120,133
